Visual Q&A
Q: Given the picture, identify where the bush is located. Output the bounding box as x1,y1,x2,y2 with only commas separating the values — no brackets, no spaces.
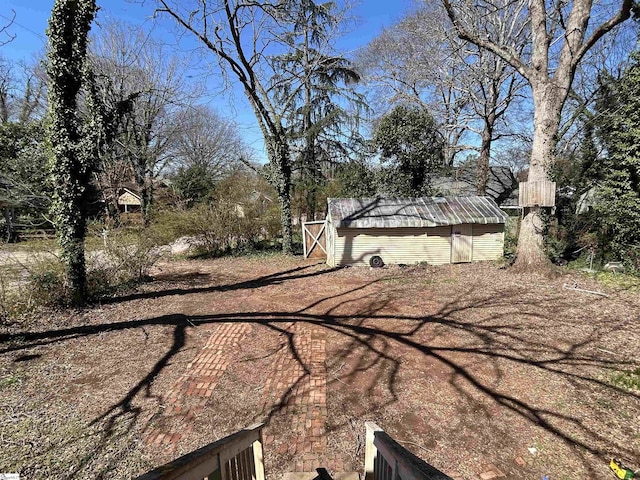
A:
503,217,519,263
0,229,165,321
188,202,262,256
0,254,67,323
149,199,283,258
101,229,164,283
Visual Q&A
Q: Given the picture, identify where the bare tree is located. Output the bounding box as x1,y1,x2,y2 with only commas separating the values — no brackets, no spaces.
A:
88,21,191,224
360,8,474,166
171,104,245,176
0,56,47,124
441,0,635,267
362,4,529,193
155,0,320,253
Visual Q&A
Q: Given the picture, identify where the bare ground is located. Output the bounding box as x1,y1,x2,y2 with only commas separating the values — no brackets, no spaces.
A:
1,256,639,479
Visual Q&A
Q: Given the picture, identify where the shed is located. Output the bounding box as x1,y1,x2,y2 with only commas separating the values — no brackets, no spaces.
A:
325,196,507,267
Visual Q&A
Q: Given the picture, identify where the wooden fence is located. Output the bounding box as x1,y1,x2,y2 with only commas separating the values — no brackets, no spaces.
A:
364,422,452,480
136,423,265,480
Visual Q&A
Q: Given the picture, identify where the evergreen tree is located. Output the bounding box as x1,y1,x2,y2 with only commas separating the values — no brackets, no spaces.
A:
274,0,366,219
372,105,445,196
593,53,640,270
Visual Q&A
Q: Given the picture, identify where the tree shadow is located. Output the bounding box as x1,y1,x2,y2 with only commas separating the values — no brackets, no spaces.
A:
2,263,638,478
98,263,331,305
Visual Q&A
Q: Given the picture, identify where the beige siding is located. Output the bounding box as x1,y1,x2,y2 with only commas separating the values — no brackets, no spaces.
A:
472,224,504,261
333,227,452,266
326,224,336,267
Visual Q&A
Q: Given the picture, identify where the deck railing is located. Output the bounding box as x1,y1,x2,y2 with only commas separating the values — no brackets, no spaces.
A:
364,422,452,480
136,423,265,480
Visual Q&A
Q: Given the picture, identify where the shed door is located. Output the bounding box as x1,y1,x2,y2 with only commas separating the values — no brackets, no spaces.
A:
303,221,327,259
451,224,473,263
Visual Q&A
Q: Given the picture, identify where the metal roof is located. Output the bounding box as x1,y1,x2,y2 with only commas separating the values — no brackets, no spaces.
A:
327,196,508,228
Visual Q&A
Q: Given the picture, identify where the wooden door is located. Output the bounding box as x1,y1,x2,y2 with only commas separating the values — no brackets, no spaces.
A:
451,224,473,263
303,221,327,259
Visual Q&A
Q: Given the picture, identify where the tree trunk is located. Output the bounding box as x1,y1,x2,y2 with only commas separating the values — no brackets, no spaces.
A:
279,186,293,254
514,82,562,268
476,121,493,195
267,136,293,254
140,175,154,226
3,208,17,243
46,0,97,305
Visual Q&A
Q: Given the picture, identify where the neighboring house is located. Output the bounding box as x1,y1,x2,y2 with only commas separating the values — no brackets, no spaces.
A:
324,196,507,267
432,166,519,211
575,186,598,214
116,179,177,213
117,186,142,214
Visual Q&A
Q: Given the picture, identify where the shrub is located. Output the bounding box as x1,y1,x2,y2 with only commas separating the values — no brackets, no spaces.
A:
101,229,164,283
503,217,519,263
188,202,262,257
0,228,165,321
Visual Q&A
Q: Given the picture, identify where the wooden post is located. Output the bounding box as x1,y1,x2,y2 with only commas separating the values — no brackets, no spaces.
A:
252,439,265,480
220,452,228,480
365,421,383,480
302,223,308,259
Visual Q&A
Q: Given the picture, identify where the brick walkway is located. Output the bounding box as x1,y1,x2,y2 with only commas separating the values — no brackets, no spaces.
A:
260,323,346,473
145,321,345,472
144,322,252,448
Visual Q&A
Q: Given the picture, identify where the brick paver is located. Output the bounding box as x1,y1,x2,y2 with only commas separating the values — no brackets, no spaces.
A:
261,322,336,472
146,320,341,473
144,322,251,448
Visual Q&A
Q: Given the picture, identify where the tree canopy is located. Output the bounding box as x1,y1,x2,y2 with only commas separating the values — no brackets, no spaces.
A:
372,105,445,196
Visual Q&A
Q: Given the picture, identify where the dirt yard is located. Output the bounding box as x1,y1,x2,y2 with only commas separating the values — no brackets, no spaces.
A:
1,256,639,480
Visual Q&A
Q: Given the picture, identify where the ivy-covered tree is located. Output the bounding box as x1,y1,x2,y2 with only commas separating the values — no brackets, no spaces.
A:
46,0,98,304
592,53,640,270
372,105,445,196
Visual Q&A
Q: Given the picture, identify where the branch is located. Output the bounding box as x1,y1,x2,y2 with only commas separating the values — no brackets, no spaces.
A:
0,10,16,46
575,0,634,65
440,0,531,80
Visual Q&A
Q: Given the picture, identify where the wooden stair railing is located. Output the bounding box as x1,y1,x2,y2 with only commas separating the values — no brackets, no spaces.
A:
137,421,452,480
136,423,265,480
364,422,452,480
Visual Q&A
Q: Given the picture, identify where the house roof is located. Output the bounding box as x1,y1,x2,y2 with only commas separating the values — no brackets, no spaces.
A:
328,196,508,228
432,166,519,207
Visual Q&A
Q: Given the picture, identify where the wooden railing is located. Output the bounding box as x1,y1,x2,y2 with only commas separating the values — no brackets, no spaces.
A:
364,422,452,480
136,423,265,480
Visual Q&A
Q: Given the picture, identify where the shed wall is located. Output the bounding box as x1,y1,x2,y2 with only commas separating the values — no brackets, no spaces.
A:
326,220,336,267
471,224,504,261
333,227,452,266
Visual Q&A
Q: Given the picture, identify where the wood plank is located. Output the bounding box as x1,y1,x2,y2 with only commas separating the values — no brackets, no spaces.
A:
451,224,473,263
135,423,263,480
252,440,265,480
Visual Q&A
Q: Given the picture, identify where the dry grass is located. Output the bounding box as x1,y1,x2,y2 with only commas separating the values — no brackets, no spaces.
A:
1,256,638,480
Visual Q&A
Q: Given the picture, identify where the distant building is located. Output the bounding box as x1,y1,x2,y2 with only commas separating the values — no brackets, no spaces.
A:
432,166,519,211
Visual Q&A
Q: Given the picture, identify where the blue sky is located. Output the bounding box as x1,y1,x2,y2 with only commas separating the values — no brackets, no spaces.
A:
1,0,411,160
